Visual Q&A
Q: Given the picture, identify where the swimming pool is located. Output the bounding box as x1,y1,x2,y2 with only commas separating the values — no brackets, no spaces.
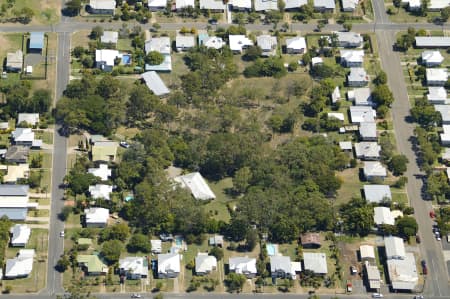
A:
266,243,277,256
122,54,131,65
175,236,183,246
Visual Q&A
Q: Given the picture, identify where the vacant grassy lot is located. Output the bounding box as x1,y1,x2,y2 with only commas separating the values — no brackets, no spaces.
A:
0,0,59,25
387,6,441,23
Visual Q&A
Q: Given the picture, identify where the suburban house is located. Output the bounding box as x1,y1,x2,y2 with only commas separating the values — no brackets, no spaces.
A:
385,236,406,260
157,253,181,278
442,148,450,162
313,0,336,11
77,254,108,275
331,86,341,104
285,36,307,54
427,87,448,104
229,257,257,278
176,0,195,10
256,35,278,57
270,255,301,279
95,49,120,72
229,35,254,53
441,125,450,146
88,0,116,14
5,146,29,164
254,0,278,11
285,0,308,10
415,36,450,48
10,224,31,247
29,32,44,53
354,142,381,160
359,121,377,141
17,113,39,126
141,71,170,97
300,232,322,248
349,106,376,123
348,88,372,106
84,207,109,228
429,0,450,10
302,252,328,275
3,164,30,183
426,68,448,86
341,0,358,11
421,51,444,67
364,262,381,290
347,67,369,87
335,32,363,48
199,0,226,11
151,239,162,253
11,128,41,148
374,207,395,226
405,0,421,10
175,35,196,52
311,57,324,66
148,0,167,10
363,161,387,181
328,112,344,122
360,245,376,263
89,184,113,201
230,0,252,10
340,50,364,67
0,185,35,221
100,31,118,45
145,37,172,72
387,252,418,291
435,105,450,125
363,184,392,203
339,141,353,152
209,235,224,247
199,34,225,49
6,50,23,72
4,249,35,278
195,253,217,275
91,140,118,162
119,257,148,279
174,172,216,200
88,164,111,181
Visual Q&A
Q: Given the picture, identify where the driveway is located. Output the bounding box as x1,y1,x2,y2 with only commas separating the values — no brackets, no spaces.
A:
24,53,43,67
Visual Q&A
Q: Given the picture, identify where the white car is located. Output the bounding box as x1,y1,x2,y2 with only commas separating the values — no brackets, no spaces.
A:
414,295,424,299
60,231,65,237
120,141,130,148
372,294,384,298
131,294,141,298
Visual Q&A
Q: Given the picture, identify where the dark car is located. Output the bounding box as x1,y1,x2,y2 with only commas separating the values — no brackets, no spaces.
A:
421,260,427,275
416,234,421,243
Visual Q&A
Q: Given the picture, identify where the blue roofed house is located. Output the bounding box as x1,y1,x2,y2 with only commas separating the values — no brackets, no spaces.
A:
29,32,44,53
0,185,36,221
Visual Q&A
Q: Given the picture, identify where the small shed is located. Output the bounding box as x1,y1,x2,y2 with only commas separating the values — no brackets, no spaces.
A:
300,233,321,249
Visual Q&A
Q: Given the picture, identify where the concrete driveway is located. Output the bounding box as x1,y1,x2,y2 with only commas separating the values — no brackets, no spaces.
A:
24,53,43,67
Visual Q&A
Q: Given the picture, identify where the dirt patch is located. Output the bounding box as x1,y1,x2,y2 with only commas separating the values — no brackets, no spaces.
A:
338,240,363,280
0,35,11,50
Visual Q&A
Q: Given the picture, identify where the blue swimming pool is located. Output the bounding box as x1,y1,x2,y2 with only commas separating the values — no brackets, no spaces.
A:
267,243,276,256
122,54,131,65
175,236,183,246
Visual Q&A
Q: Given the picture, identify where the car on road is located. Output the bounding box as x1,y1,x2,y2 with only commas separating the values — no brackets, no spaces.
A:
435,232,441,241
414,295,424,299
372,293,384,298
120,141,130,148
131,294,141,298
421,260,427,275
429,210,435,218
60,231,65,237
416,234,421,243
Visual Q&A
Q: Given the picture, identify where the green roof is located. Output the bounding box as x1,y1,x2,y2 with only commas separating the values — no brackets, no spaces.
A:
77,254,108,273
77,238,93,245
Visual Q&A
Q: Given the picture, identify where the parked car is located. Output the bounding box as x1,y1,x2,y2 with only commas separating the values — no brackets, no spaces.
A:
346,281,352,292
414,295,424,299
416,234,421,243
372,293,384,298
60,231,65,237
350,266,357,275
120,141,130,148
421,260,427,275
159,233,174,242
429,210,435,218
131,294,141,298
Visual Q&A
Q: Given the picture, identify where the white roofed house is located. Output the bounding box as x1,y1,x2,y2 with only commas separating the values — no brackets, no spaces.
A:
254,0,278,11
174,172,216,200
421,51,444,67
89,0,116,14
365,262,381,290
230,0,252,11
363,185,392,203
363,161,387,181
11,128,41,148
328,112,345,122
6,50,23,72
100,31,118,45
406,0,421,10
17,113,39,127
95,49,120,72
348,87,372,106
119,257,148,279
340,50,364,67
209,235,224,247
314,0,335,11
339,141,353,151
358,121,377,140
151,240,162,253
426,68,448,86
415,36,450,48
285,0,308,10
311,57,323,66
229,256,257,278
387,252,418,291
176,35,196,52
441,125,450,146
88,164,111,181
176,0,195,10
302,252,328,275
5,249,35,278
141,71,170,97
200,36,225,49
354,142,381,160
199,0,226,11
145,37,172,72
158,253,180,278
335,31,363,48
374,207,395,226
385,236,406,260
270,255,299,279
341,0,358,11
349,106,376,123
347,67,369,87
3,164,30,184
285,36,307,54
435,105,450,125
10,224,31,247
360,244,376,263
195,253,217,275
89,184,113,201
429,0,450,10
257,35,278,57
148,0,168,11
427,87,448,104
0,185,33,221
84,207,109,228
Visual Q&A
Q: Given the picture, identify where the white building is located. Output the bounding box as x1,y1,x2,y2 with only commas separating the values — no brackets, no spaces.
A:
95,49,120,72
350,106,376,123
364,185,392,203
89,0,116,14
426,68,448,86
148,0,167,11
10,224,31,247
348,88,372,106
360,245,376,263
286,36,307,54
17,113,39,126
0,185,34,221
229,35,254,53
314,0,336,11
359,121,377,141
176,35,196,52
341,0,358,11
3,164,30,184
270,255,300,279
421,51,444,67
354,142,381,160
365,262,381,290
374,207,395,226
348,67,369,87
335,32,363,48
331,86,341,104
385,236,406,260
151,239,162,254
229,256,257,278
441,125,450,146
88,164,111,181
230,0,252,10
5,249,35,278
254,0,278,11
435,105,450,125
84,207,109,228
427,87,448,104
311,57,324,66
145,37,172,72
176,0,195,9
387,252,418,291
89,184,113,201
119,257,148,279
429,0,450,10
257,35,278,57
158,253,180,278
328,112,345,122
303,252,328,275
201,36,225,49
174,172,216,200
415,36,450,48
195,253,217,275
199,0,226,11
141,71,170,97
340,50,364,67
11,128,41,148
363,161,387,181
285,0,308,10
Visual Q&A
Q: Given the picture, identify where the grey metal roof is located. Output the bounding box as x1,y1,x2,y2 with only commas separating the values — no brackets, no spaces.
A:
176,35,196,48
314,0,336,8
303,252,328,274
0,185,29,196
270,255,291,273
285,0,308,9
415,36,450,48
141,71,170,96
363,184,392,203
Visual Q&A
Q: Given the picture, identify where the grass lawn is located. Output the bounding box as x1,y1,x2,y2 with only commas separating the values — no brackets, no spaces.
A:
117,38,134,51
336,167,364,206
205,178,234,223
391,191,409,206
0,0,60,25
0,33,23,65
35,131,53,144
387,6,441,23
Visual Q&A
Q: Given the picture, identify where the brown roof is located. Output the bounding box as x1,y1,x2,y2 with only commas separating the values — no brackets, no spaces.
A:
300,233,321,245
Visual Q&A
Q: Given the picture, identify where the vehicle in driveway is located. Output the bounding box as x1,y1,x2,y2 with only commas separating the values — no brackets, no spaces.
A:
429,210,435,218
372,293,384,298
350,266,357,275
346,281,352,292
120,141,130,148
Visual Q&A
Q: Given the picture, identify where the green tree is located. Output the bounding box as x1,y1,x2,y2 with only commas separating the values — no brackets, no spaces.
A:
101,240,123,264
372,84,394,107
441,6,450,21
388,154,408,176
233,166,252,194
225,273,247,292
340,197,374,236
374,71,387,85
246,230,258,251
145,51,164,65
410,97,440,129
90,26,104,40
343,22,352,32
127,233,152,253
56,255,70,272
209,246,224,261
65,0,82,16
99,223,130,242
243,46,262,61
395,216,418,238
